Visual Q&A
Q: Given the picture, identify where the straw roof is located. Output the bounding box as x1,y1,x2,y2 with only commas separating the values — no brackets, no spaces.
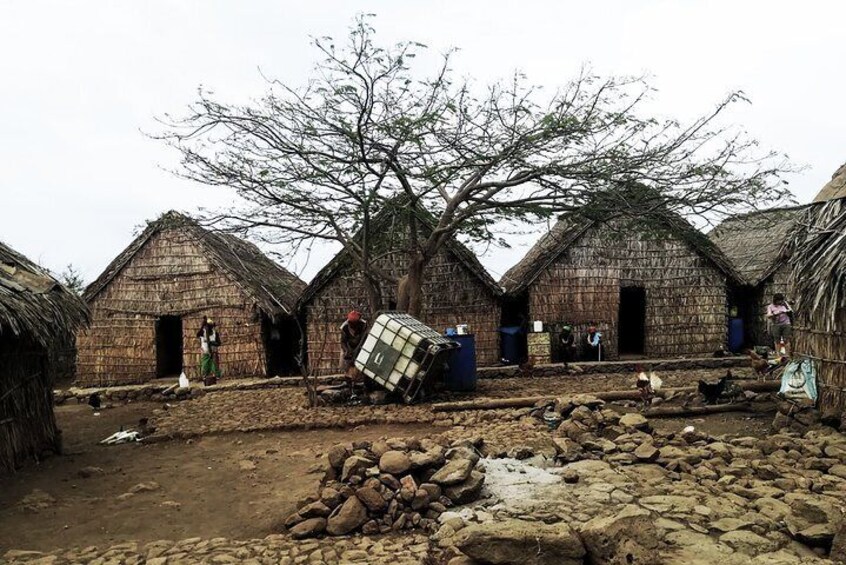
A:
788,198,846,331
708,205,809,287
501,209,743,294
300,200,501,306
814,162,846,203
84,211,306,317
0,240,88,345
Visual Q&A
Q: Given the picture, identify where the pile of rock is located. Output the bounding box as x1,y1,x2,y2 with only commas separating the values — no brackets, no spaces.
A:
285,437,486,539
773,400,824,433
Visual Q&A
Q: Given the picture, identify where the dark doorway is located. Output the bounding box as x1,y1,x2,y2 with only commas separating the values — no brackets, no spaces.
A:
500,293,529,364
263,315,301,376
156,315,183,377
618,287,646,356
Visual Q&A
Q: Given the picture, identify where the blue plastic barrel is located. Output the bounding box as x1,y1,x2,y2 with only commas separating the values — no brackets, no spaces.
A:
499,326,522,364
446,334,477,392
728,318,744,352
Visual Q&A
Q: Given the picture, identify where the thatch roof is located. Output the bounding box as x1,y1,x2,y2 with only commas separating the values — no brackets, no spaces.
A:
300,201,502,306
500,209,744,295
0,241,88,346
708,205,809,287
814,162,846,202
84,211,306,317
788,198,846,332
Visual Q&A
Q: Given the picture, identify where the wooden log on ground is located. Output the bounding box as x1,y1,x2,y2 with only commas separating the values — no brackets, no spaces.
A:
431,380,780,412
643,402,754,418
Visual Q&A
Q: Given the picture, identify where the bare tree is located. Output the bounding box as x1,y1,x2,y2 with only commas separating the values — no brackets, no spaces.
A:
158,16,792,317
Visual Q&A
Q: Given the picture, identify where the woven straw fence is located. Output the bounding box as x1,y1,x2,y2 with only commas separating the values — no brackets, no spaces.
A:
1,335,59,473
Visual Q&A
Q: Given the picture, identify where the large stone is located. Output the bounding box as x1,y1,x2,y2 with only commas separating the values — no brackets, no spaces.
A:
719,531,779,555
568,394,606,409
289,517,326,539
410,450,445,469
783,492,842,538
326,496,368,535
340,455,374,482
444,471,485,505
430,458,474,486
419,483,442,501
327,444,350,470
830,519,846,563
298,501,332,518
662,530,738,564
754,497,790,522
710,517,754,533
553,437,585,462
579,505,661,565
319,487,344,509
634,443,660,463
456,519,585,565
400,475,419,502
577,433,616,452
355,486,386,512
619,413,650,431
411,488,430,511
793,523,835,548
379,451,412,475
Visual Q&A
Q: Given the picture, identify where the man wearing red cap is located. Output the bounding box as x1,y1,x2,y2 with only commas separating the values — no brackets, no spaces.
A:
341,310,367,391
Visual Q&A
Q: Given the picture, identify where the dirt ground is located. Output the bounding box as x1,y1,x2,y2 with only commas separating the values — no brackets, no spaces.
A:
0,403,432,553
0,367,775,555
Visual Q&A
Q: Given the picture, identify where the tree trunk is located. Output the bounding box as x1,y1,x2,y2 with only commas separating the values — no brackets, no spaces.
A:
397,257,426,318
363,274,384,316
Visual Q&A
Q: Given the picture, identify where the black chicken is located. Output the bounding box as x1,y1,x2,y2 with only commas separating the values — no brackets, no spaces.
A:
87,392,101,410
698,370,733,404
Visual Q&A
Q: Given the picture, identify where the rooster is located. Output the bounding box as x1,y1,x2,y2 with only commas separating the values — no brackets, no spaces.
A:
698,371,733,404
747,349,788,379
747,349,771,377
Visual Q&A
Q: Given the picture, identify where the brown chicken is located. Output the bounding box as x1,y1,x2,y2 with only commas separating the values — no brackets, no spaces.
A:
746,349,770,376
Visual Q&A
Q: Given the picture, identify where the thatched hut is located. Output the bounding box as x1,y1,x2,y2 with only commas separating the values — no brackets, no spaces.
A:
813,161,846,202
1,240,88,473
708,205,808,347
500,210,741,361
300,204,502,375
76,212,306,386
789,165,846,420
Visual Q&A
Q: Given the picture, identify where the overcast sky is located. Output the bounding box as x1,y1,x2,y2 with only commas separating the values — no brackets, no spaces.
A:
1,1,844,285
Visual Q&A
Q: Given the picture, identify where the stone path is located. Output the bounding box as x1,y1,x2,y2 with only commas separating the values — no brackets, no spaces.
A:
2,533,433,564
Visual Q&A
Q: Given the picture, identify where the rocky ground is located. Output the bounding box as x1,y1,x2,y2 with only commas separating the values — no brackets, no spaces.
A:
428,395,846,564
2,533,432,564
6,367,846,565
148,368,758,439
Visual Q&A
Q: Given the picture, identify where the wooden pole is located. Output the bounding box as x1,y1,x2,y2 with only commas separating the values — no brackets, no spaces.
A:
643,402,756,418
430,380,780,412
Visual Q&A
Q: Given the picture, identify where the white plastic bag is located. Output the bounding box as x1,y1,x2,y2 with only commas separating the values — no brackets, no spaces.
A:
178,372,189,388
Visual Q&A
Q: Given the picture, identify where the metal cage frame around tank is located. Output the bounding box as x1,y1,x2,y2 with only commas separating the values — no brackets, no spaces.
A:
354,311,459,403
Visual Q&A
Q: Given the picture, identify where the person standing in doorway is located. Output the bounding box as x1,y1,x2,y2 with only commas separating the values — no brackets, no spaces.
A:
198,317,222,385
766,293,793,356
